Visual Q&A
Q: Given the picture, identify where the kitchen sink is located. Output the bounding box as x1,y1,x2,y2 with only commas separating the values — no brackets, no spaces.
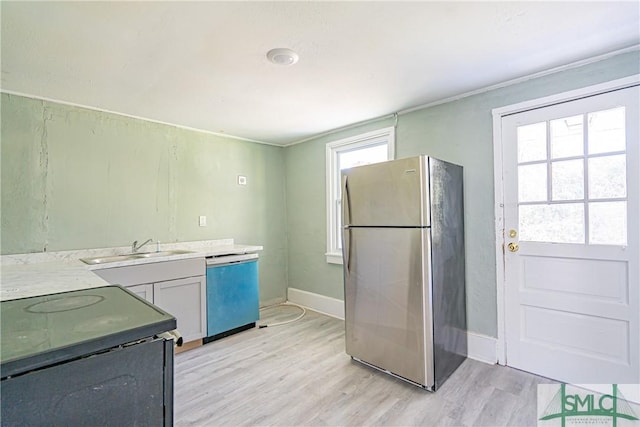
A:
133,250,194,258
80,250,195,265
80,254,138,265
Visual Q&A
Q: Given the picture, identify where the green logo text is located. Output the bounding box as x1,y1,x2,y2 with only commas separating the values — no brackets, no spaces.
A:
539,384,638,427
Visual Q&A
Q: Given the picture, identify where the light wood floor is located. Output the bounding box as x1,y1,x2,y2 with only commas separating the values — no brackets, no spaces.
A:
174,305,556,426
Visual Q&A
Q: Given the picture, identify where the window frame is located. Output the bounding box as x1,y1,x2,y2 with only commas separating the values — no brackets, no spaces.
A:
325,126,395,264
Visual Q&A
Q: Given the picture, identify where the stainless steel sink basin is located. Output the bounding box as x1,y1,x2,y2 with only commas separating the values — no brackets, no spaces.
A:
80,250,195,265
133,250,194,258
80,254,137,265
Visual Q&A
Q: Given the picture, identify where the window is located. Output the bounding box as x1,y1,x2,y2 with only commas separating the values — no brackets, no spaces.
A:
325,127,395,264
516,107,628,245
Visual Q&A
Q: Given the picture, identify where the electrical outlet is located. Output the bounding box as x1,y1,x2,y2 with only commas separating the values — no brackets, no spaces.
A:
238,175,247,186
199,215,207,227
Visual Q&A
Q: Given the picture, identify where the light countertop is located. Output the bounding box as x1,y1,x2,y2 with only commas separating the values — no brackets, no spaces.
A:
1,239,262,301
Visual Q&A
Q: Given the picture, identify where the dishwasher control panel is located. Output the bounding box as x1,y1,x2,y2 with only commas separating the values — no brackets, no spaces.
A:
205,253,258,266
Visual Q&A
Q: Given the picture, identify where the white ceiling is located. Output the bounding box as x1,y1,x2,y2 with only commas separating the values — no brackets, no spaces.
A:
2,1,639,146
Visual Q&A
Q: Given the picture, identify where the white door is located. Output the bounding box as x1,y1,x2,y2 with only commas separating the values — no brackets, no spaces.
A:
502,86,639,384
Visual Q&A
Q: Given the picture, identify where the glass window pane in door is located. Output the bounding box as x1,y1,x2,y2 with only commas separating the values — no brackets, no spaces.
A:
589,201,627,245
551,159,584,201
518,163,547,202
517,122,547,162
588,107,625,154
588,155,626,199
551,115,584,159
519,203,584,243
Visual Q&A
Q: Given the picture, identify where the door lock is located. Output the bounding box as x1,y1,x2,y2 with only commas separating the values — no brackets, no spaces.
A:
507,242,519,252
509,229,517,238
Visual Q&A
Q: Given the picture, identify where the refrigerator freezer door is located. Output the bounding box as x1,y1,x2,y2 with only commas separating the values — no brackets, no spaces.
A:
343,227,434,388
342,156,429,227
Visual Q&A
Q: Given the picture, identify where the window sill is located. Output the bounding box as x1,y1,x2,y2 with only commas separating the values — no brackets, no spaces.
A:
325,252,343,265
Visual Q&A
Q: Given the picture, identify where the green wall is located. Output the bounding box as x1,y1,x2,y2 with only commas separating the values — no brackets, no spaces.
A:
3,50,638,337
1,94,288,303
284,50,640,337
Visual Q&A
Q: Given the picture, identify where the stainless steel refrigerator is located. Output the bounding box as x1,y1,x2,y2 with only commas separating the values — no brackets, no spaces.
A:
341,155,467,390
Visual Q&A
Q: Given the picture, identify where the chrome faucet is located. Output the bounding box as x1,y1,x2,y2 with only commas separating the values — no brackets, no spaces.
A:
131,238,153,253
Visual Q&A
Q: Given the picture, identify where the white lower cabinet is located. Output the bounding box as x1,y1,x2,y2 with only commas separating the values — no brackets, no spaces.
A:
93,258,206,343
152,276,206,342
127,283,154,303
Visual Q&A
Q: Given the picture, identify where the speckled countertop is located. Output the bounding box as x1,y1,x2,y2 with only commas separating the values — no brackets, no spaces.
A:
0,239,262,301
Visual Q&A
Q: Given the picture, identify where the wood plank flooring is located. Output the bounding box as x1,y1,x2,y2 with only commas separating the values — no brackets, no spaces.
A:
174,305,556,426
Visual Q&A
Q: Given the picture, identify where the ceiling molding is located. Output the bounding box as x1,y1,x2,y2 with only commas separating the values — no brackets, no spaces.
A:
0,90,277,147
282,114,396,147
397,44,640,116
3,2,638,145
4,45,638,149
284,44,640,147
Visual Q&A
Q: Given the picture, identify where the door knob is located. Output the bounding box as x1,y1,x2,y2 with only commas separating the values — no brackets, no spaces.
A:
508,242,519,252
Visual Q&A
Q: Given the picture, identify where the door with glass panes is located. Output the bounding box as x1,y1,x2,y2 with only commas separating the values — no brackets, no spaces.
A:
502,86,639,384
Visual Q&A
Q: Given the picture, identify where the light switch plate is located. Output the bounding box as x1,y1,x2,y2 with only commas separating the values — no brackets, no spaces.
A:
238,175,247,185
199,215,207,227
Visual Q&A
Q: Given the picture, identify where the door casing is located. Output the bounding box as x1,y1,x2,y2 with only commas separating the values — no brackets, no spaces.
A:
491,74,640,366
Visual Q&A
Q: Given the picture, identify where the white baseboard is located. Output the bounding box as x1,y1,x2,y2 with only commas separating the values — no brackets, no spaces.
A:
467,331,498,365
287,287,345,319
287,288,498,365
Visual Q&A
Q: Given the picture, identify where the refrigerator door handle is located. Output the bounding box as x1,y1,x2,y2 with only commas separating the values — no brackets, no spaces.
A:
342,174,351,227
342,175,352,269
343,226,352,271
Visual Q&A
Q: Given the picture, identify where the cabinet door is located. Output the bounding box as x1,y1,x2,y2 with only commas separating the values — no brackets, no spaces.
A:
126,284,154,303
153,276,206,342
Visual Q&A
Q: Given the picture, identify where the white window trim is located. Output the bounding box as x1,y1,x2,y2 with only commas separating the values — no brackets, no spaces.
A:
325,126,395,264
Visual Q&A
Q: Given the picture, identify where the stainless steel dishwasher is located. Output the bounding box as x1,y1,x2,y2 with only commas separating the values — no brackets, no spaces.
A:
203,253,259,344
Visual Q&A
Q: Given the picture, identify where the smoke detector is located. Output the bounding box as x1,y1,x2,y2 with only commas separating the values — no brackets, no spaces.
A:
266,48,299,66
